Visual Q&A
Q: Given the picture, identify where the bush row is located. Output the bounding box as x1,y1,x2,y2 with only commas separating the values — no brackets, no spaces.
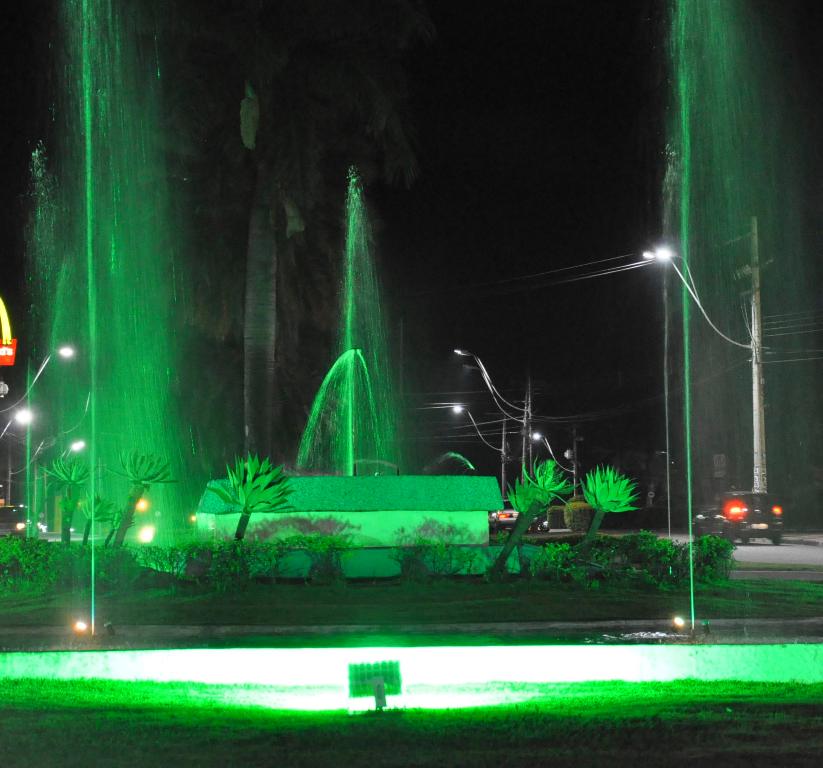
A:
528,531,734,587
0,531,733,594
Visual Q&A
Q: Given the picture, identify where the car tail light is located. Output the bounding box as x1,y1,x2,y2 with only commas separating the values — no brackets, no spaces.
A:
771,505,783,516
723,501,748,520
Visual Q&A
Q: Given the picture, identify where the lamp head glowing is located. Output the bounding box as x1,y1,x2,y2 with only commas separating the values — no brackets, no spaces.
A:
70,440,86,453
531,432,542,441
135,498,150,512
57,345,76,359
643,246,675,262
453,349,470,357
451,404,465,414
138,525,156,544
672,615,686,631
14,408,34,426
73,620,89,633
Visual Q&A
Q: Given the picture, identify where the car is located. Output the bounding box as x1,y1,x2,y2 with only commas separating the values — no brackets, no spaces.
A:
489,509,518,534
694,491,784,545
0,505,28,538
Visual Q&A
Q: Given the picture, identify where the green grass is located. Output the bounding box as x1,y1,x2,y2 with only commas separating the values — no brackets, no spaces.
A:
1,577,822,630
1,678,822,767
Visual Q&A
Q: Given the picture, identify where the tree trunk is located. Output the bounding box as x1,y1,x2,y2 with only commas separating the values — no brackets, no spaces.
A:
577,508,606,557
82,518,92,546
243,159,278,458
113,484,146,547
489,500,543,578
60,489,74,546
234,511,251,541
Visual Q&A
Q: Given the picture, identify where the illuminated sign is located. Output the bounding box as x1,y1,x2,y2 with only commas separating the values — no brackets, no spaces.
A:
0,297,16,366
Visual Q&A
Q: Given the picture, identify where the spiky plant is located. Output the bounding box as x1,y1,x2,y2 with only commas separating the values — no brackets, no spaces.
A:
579,465,639,552
112,452,174,547
490,460,573,577
43,457,90,546
208,454,293,540
77,496,119,547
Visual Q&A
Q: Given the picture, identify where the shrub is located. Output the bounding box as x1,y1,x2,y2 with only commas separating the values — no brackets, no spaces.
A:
0,538,62,592
563,498,594,532
209,541,252,592
300,534,350,584
528,542,581,582
692,534,735,582
393,523,480,580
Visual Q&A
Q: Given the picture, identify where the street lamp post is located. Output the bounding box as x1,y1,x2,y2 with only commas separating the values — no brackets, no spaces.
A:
454,349,532,483
452,404,509,497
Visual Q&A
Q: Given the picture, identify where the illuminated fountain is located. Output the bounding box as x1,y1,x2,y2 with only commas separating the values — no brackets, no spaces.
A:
27,0,197,539
296,170,400,476
202,171,501,555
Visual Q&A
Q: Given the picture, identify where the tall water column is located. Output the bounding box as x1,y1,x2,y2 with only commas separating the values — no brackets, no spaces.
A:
27,0,195,538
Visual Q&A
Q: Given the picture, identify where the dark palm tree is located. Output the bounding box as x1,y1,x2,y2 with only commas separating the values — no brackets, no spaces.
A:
166,0,432,460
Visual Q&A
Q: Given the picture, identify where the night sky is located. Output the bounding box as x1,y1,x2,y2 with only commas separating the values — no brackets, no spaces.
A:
1,1,821,484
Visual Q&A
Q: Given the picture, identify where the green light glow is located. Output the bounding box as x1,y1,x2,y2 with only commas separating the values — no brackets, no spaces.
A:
671,0,696,632
297,171,400,474
666,0,818,608
27,0,198,552
1,644,821,712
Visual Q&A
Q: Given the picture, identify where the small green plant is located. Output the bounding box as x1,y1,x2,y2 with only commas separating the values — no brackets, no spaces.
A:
112,452,174,547
578,466,639,554
77,496,118,547
529,542,586,583
208,454,293,540
43,457,90,546
693,534,735,581
562,497,595,532
489,460,573,577
301,534,351,584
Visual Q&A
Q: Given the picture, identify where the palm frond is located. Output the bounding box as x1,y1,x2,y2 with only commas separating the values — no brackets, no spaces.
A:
43,457,90,489
210,453,293,515
582,466,639,514
117,451,175,485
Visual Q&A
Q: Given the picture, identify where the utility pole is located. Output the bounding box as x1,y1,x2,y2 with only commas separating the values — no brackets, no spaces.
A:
572,425,579,497
521,378,532,477
750,216,767,493
500,419,507,498
663,268,673,538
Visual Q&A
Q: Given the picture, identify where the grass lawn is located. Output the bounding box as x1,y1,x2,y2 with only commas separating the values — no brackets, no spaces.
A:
1,577,822,630
1,678,822,767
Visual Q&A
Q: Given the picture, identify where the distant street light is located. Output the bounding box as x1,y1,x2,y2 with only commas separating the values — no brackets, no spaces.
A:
13,408,34,426
453,348,534,479
451,404,508,496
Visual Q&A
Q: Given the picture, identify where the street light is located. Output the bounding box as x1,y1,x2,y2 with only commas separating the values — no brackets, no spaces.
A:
451,404,509,496
453,348,533,480
0,344,77,415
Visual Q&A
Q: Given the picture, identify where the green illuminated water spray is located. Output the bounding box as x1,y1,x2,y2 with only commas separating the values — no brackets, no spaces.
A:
297,171,400,474
28,0,198,572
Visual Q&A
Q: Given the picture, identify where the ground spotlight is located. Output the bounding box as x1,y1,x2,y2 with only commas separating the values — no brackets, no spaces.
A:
672,616,686,631
73,620,89,634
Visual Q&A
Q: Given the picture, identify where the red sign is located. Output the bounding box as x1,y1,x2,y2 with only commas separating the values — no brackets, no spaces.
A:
0,339,17,366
